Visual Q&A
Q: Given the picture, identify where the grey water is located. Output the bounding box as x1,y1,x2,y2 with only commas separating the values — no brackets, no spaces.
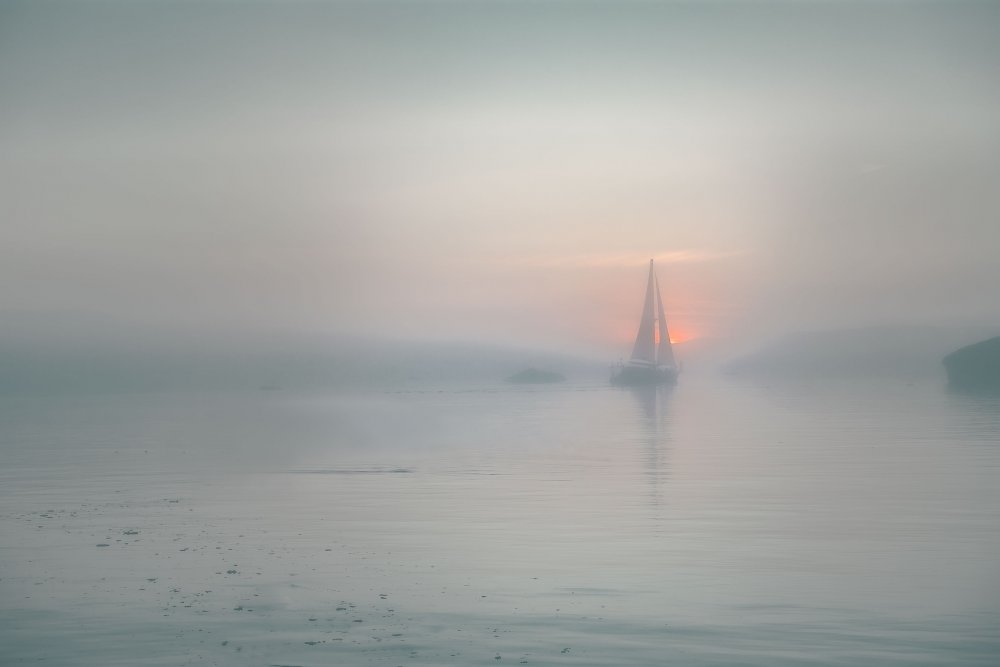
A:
2,375,999,666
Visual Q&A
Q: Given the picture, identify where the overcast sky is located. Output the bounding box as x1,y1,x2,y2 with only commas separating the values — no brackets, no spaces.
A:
2,1,999,356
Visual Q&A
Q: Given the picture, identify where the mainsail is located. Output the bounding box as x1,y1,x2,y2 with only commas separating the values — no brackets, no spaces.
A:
629,260,657,365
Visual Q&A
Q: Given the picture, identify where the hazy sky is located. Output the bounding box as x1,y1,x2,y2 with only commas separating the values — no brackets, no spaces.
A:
2,1,999,356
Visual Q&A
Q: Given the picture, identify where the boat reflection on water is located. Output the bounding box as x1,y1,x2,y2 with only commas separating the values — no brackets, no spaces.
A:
624,382,674,512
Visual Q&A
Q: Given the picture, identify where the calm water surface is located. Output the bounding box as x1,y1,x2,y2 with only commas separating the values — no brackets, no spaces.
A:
2,375,999,665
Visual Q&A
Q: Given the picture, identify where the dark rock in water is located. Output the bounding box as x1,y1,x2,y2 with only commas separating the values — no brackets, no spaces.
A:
505,368,565,384
944,336,1000,391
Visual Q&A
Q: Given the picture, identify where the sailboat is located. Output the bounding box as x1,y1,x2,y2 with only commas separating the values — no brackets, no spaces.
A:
611,259,679,385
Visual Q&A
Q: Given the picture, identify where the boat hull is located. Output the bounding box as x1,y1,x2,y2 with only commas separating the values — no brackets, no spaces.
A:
610,364,678,386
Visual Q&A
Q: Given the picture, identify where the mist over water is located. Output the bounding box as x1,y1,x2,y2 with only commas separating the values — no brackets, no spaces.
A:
2,1,1000,665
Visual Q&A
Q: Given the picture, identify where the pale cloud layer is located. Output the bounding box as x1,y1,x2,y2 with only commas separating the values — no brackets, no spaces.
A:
2,1,998,356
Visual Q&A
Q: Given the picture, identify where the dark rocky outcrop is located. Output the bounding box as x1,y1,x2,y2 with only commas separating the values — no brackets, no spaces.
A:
943,336,1000,391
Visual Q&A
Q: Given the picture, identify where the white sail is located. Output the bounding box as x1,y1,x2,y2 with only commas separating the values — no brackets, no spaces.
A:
655,275,676,369
629,260,657,365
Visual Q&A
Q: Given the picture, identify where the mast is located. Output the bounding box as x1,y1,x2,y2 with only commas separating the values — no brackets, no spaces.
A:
655,275,676,368
629,259,657,365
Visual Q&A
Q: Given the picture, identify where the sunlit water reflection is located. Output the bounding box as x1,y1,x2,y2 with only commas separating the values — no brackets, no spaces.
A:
2,375,999,665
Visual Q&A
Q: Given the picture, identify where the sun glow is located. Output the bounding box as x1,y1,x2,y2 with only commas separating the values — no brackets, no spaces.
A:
668,329,692,345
